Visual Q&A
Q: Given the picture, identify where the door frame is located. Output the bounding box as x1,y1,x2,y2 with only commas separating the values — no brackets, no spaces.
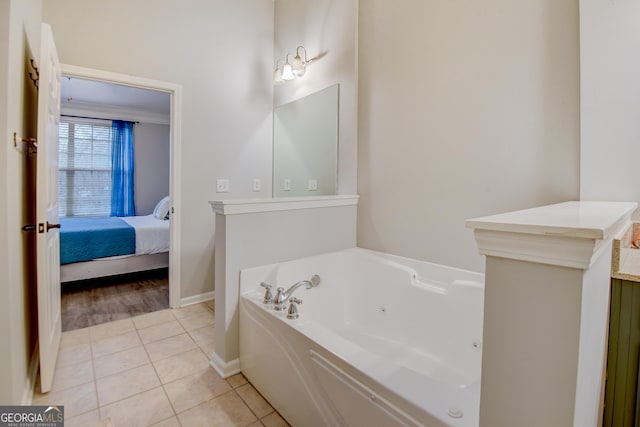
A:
61,64,182,308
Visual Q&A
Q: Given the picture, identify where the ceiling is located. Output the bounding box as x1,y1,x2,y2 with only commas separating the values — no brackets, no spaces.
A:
60,76,171,115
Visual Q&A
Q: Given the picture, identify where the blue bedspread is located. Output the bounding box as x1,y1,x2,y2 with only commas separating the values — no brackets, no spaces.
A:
60,217,135,265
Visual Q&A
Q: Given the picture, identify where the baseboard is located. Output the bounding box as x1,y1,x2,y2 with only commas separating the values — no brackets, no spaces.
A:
22,343,39,405
180,291,214,307
210,352,240,379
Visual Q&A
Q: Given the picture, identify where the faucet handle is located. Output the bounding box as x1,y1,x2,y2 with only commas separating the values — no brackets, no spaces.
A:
260,282,273,304
273,287,287,311
287,297,302,319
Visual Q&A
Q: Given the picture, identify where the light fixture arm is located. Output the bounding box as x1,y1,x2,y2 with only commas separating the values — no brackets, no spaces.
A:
295,46,308,65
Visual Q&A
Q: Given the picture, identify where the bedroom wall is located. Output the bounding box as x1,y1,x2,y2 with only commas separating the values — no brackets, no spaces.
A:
134,123,170,215
357,0,581,273
43,0,274,300
0,0,42,404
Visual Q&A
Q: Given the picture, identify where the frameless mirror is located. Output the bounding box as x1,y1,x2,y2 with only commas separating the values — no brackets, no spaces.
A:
273,84,338,197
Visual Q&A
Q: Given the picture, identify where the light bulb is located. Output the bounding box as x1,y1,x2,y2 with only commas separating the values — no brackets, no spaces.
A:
282,63,295,81
293,54,306,77
273,67,284,86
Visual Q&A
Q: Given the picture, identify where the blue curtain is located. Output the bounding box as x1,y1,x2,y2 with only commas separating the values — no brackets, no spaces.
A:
110,120,136,217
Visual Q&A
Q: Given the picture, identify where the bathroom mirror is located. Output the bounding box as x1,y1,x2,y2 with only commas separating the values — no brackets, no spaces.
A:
273,84,338,197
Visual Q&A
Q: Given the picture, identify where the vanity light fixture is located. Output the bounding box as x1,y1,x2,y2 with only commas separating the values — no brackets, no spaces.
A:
273,45,311,85
273,60,285,86
282,53,295,81
293,46,308,77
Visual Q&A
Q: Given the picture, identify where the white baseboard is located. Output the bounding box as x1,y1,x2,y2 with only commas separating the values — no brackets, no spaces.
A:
22,344,39,405
180,291,215,307
210,352,240,378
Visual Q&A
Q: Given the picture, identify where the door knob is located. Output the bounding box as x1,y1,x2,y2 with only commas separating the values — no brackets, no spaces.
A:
46,222,61,231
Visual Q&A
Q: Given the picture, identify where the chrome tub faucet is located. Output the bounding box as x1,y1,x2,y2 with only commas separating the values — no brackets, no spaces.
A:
273,274,320,311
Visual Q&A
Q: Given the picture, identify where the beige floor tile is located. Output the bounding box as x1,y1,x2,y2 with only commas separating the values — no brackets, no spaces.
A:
91,330,141,359
177,391,257,427
89,318,135,341
64,410,100,427
163,368,231,413
56,342,91,368
205,300,215,311
177,311,214,331
145,333,197,362
247,421,264,427
139,319,186,344
226,373,248,388
96,363,160,406
197,340,215,358
60,328,91,348
261,411,290,427
51,359,94,392
99,387,174,427
33,382,97,419
153,348,211,384
236,383,274,418
172,303,209,319
150,416,182,427
93,346,150,379
132,309,176,330
187,324,214,347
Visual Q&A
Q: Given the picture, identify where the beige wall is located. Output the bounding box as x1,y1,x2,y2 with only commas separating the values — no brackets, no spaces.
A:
43,0,274,299
357,0,581,272
0,0,42,404
580,0,640,203
274,0,358,195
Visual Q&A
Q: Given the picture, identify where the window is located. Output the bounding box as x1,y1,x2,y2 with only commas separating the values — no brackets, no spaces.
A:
58,118,112,217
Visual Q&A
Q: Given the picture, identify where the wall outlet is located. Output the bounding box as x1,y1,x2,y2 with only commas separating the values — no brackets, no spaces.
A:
308,179,318,191
283,178,291,191
252,178,261,192
216,179,230,193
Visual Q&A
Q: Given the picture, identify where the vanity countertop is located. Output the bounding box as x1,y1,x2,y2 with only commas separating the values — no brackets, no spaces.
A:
612,223,640,283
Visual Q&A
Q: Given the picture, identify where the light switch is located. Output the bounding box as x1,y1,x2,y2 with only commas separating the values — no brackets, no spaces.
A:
308,179,318,191
283,179,291,191
252,178,261,192
216,179,230,193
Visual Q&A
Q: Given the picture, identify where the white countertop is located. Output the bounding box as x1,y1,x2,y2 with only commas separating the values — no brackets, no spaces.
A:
209,195,359,215
466,201,637,240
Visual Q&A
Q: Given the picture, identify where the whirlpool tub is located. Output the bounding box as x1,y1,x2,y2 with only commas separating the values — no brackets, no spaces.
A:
239,248,484,427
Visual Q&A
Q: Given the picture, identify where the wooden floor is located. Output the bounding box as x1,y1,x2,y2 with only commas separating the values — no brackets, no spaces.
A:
61,268,169,332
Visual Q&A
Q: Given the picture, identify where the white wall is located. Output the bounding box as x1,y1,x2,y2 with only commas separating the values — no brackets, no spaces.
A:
580,0,640,203
43,0,274,298
134,123,170,215
274,0,358,195
357,0,581,273
0,0,42,404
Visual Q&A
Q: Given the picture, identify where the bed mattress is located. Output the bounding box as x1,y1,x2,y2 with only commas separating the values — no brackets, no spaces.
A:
60,217,135,264
60,215,170,265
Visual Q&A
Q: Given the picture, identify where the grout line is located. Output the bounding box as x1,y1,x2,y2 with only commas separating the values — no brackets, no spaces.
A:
89,333,102,420
134,321,181,420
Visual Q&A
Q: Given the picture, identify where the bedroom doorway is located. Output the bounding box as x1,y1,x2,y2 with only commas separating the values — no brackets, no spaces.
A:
59,65,182,328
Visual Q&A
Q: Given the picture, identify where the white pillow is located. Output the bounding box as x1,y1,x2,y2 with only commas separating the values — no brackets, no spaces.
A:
153,196,171,220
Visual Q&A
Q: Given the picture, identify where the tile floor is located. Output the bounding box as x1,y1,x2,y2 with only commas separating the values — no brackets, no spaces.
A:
33,301,289,427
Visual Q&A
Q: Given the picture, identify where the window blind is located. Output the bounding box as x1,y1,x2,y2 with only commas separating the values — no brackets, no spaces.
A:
58,118,113,217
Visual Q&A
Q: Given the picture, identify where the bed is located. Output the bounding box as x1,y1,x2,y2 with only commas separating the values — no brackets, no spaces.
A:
60,197,171,283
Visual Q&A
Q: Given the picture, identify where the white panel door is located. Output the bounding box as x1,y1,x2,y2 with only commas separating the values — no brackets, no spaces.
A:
36,23,62,394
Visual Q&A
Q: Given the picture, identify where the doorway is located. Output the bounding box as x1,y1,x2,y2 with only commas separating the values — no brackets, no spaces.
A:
60,64,182,317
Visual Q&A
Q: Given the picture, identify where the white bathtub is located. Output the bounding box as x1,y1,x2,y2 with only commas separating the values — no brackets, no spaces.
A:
239,248,484,427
